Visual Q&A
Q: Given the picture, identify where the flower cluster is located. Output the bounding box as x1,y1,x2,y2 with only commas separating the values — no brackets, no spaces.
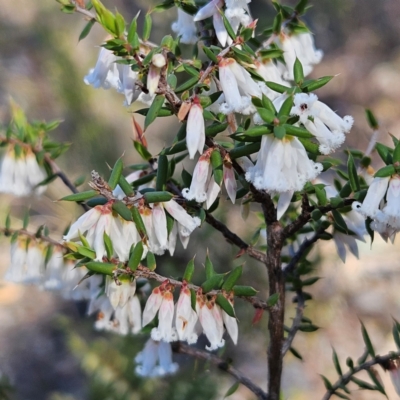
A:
352,175,400,241
0,146,47,197
182,148,237,208
63,198,200,259
142,281,238,351
84,47,154,106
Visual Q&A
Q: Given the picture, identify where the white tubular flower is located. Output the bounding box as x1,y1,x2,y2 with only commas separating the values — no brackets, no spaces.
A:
206,178,221,209
381,176,400,229
291,93,353,155
276,190,294,221
213,11,229,47
187,98,205,159
172,8,198,44
223,162,237,204
142,285,164,327
135,339,160,377
141,205,167,255
246,135,323,193
196,292,225,351
42,246,65,291
84,47,119,89
175,282,198,344
152,203,169,249
4,236,28,283
277,31,323,80
352,177,390,219
135,339,179,378
128,295,143,334
333,232,359,263
147,54,166,96
225,0,252,41
194,0,226,44
255,59,288,99
24,240,46,284
182,151,212,203
388,360,400,396
105,276,136,309
0,147,47,197
151,288,178,342
221,296,238,345
117,64,138,106
156,340,179,376
219,58,261,113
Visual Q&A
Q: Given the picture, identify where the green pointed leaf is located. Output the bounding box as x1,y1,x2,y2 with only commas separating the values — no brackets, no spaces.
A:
232,285,257,296
143,13,152,41
266,81,291,94
211,149,223,185
143,191,173,203
393,141,400,163
156,155,168,191
183,258,195,282
112,201,133,221
278,95,294,117
201,274,225,293
393,321,400,350
284,124,313,138
127,13,138,43
315,186,327,206
175,75,199,93
216,294,235,318
147,251,156,271
320,375,333,390
85,261,116,275
108,157,124,190
334,392,351,400
295,0,308,14
332,210,348,232
128,241,143,271
244,126,271,136
374,165,395,178
144,95,165,130
365,109,379,130
77,246,96,259
229,142,261,159
257,108,276,123
224,381,239,398
293,58,304,85
79,19,96,41
361,322,375,357
302,76,333,92
222,266,242,291
350,377,375,391
118,175,134,196
332,348,342,376
289,347,303,360
347,153,360,192
375,143,392,165
103,232,113,260
205,122,228,137
221,12,236,40
133,140,152,161
267,293,279,307
366,369,386,395
60,190,98,202
202,46,218,63
205,252,216,279
273,125,286,139
131,207,147,240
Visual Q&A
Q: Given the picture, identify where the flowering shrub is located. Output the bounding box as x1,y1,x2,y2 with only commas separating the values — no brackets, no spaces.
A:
1,0,400,398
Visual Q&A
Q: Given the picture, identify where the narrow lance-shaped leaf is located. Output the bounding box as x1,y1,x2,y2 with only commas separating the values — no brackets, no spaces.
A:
232,285,258,296
365,109,379,130
267,293,279,307
156,155,168,191
224,382,239,399
211,149,223,185
112,201,133,221
143,191,173,203
293,58,304,85
332,210,348,233
133,140,152,161
278,95,294,117
222,266,242,291
347,153,360,192
118,175,134,196
131,207,147,240
60,190,98,202
202,46,218,63
183,258,195,282
374,165,395,178
332,348,343,376
144,95,165,130
147,251,156,271
289,347,303,360
302,76,333,92
361,322,375,357
216,294,235,318
77,245,96,259
143,13,152,41
222,12,236,40
393,141,400,163
103,232,113,260
128,241,143,271
108,157,124,190
79,19,96,41
85,261,116,276
201,274,225,293
205,251,215,279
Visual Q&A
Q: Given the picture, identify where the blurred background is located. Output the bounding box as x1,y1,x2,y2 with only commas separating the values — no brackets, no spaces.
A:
1,0,400,399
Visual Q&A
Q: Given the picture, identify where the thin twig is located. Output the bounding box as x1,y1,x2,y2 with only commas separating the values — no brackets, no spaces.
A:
173,342,269,400
205,212,267,264
118,266,270,310
283,227,326,276
322,351,400,400
0,227,65,248
281,289,305,356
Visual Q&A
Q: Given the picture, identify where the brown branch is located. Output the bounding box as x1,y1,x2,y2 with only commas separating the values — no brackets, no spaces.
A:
173,342,269,400
322,351,400,400
0,227,65,248
281,289,305,356
117,266,270,310
205,212,267,264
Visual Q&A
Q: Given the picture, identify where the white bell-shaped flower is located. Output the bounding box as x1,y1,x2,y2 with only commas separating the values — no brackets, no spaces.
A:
151,288,178,342
172,8,198,44
187,98,205,159
142,285,164,327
